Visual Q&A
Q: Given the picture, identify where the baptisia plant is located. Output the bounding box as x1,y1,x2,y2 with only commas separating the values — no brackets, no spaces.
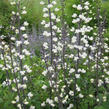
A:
86,1,109,108
0,0,35,109
66,1,94,108
40,0,109,109
0,0,108,109
40,0,71,108
66,0,109,109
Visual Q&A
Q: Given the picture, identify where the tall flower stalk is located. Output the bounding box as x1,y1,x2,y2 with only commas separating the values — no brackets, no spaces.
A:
0,0,35,109
40,0,109,109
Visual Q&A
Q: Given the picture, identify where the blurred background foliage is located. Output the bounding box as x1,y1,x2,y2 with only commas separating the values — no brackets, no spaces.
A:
0,0,109,41
0,0,109,30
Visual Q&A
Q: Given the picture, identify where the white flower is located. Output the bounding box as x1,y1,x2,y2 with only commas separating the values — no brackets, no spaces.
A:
51,14,56,19
12,11,15,15
81,69,86,73
72,13,77,18
44,23,50,28
72,4,77,8
72,36,76,43
89,37,93,41
24,101,29,105
97,98,99,102
51,103,55,107
2,81,7,87
46,98,54,105
22,10,27,15
15,96,19,102
52,1,57,5
43,31,51,37
84,6,89,10
43,8,48,12
24,21,29,26
84,1,90,6
89,94,93,98
23,7,26,10
23,34,28,38
43,13,49,18
19,55,25,59
53,37,58,42
16,41,22,47
10,2,16,5
20,71,25,75
17,104,21,109
52,25,57,30
11,101,16,104
43,42,48,49
40,1,45,5
11,26,15,30
56,18,60,22
24,40,29,45
22,84,27,89
23,49,30,56
28,92,33,99
72,18,80,23
23,76,28,81
0,64,3,68
76,86,81,92
55,8,59,12
42,70,47,76
15,29,19,34
106,71,109,75
81,52,87,58
11,37,15,41
54,97,58,102
67,104,74,109
79,14,85,20
41,102,46,107
41,20,46,25
48,4,53,8
71,27,75,32
42,85,47,89
74,56,79,61
103,96,107,102
52,49,57,53
69,54,74,58
69,91,74,96
77,5,82,10
17,83,22,89
30,106,35,109
75,74,80,78
69,68,75,74
90,79,94,83
79,93,84,98
20,26,26,31
62,99,67,104
16,12,19,16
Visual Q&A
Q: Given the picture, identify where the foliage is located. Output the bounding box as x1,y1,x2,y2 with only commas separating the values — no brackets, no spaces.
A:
0,0,109,109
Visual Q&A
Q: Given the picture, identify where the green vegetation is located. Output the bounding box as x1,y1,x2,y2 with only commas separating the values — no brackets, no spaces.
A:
0,0,109,109
0,0,109,30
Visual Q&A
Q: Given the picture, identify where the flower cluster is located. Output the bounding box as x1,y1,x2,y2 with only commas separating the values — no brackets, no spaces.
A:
0,0,34,109
0,0,108,109
40,0,109,109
